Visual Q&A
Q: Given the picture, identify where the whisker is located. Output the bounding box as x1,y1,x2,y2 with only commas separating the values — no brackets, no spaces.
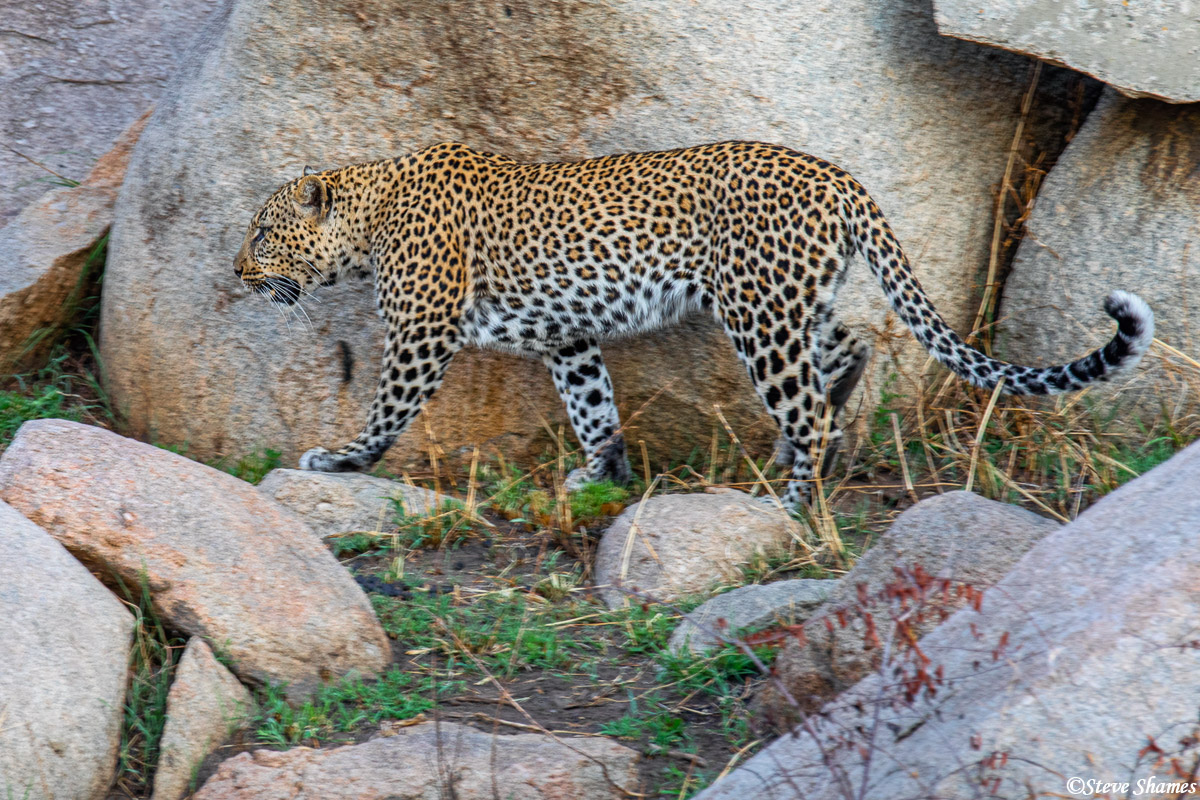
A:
291,302,315,334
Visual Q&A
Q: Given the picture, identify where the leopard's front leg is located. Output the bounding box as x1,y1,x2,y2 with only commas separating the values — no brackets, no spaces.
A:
301,317,462,473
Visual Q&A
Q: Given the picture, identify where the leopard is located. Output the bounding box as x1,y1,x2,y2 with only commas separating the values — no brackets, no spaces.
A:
233,141,1154,509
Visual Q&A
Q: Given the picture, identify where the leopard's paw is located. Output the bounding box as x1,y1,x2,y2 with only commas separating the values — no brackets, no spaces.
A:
299,446,336,471
563,467,591,492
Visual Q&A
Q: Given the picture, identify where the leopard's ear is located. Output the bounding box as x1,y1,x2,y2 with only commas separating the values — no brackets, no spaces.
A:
292,174,332,222
303,165,319,176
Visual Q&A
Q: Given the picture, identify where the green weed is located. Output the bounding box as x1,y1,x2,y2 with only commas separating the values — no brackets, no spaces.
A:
0,385,78,447
569,480,630,521
112,576,185,795
220,448,282,485
372,590,599,675
600,694,688,750
253,669,436,747
658,764,712,798
391,497,474,549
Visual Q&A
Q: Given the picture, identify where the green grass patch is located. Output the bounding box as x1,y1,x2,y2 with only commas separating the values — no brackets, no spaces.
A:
569,480,630,521
253,668,438,747
372,590,604,675
0,384,79,447
111,576,185,796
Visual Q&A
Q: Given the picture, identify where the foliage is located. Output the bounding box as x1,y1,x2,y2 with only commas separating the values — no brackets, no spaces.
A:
253,669,436,747
112,576,185,796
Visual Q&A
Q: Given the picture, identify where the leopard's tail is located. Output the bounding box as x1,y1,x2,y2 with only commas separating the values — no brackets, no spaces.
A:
848,188,1153,396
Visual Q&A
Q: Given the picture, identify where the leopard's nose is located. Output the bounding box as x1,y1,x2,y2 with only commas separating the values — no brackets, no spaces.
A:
234,261,244,277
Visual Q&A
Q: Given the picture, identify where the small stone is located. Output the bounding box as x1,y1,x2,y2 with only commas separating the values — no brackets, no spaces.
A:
668,579,835,655
152,638,255,800
594,490,796,609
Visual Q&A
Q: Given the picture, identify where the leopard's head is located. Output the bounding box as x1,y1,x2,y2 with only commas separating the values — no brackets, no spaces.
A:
234,167,362,305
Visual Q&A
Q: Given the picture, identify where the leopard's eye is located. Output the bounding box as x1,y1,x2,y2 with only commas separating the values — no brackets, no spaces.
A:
253,227,268,245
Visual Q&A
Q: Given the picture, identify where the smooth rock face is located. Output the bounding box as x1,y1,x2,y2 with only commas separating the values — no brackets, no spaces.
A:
668,579,835,655
0,500,133,800
105,0,1050,471
192,721,640,799
0,112,149,370
934,0,1200,103
696,444,1200,800
594,490,796,608
0,0,223,228
761,491,1057,715
257,469,442,538
997,91,1200,418
152,637,255,800
0,419,390,699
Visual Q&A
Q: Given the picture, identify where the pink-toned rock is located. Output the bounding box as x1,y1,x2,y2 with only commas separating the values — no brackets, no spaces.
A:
152,638,255,800
593,489,796,608
0,419,390,699
0,111,149,370
193,721,639,800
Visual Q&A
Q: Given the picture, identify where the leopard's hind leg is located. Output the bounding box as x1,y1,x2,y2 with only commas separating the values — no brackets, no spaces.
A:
541,338,633,489
719,295,827,508
773,315,867,477
813,314,868,477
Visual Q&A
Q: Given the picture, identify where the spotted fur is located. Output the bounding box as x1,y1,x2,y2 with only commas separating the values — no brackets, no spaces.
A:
234,141,1154,508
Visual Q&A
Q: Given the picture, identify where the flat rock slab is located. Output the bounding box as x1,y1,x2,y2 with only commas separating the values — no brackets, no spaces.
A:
934,0,1200,103
0,419,389,699
762,491,1058,714
0,112,148,370
103,0,1061,472
697,443,1200,799
669,579,835,655
193,721,640,799
997,90,1200,419
258,469,443,538
594,490,796,608
0,500,133,800
152,638,255,800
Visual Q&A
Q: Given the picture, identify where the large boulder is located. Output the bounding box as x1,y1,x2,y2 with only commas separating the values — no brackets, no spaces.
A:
104,0,1065,472
0,112,148,370
0,419,390,699
997,91,1200,418
152,638,255,800
933,0,1200,103
193,721,639,799
593,490,796,608
760,491,1057,717
0,0,223,228
0,500,133,800
695,441,1200,800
